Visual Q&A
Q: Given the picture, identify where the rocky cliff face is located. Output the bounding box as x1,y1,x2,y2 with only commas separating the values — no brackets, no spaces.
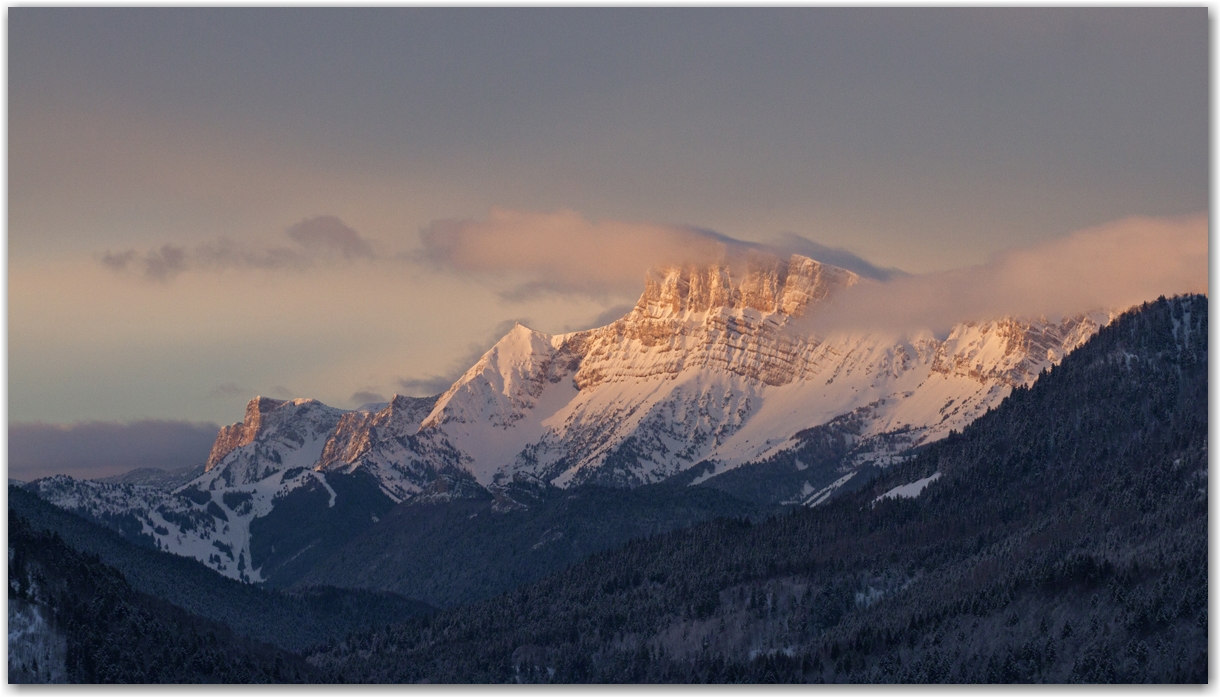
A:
201,398,347,488
930,316,1104,386
566,256,856,390
205,396,286,471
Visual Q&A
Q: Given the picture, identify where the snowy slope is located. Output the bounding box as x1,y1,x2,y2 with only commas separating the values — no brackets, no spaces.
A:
25,471,329,583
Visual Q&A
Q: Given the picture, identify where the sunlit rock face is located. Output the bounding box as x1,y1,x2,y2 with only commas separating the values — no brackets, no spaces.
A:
205,396,287,471
203,398,346,486
566,255,858,391
929,315,1106,387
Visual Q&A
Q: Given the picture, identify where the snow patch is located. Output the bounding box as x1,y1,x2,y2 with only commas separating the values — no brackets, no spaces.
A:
875,472,942,503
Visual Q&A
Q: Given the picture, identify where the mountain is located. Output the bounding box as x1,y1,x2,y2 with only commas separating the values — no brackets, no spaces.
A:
416,254,1106,491
97,464,205,490
8,485,434,653
307,295,1207,683
28,252,1112,586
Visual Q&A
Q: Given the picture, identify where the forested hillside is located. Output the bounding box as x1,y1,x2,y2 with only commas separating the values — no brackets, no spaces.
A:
308,295,1207,683
293,476,768,607
9,485,434,653
8,512,322,683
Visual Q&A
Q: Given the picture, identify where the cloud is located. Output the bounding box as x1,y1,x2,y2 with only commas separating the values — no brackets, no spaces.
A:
802,213,1208,336
395,375,456,397
100,249,137,272
99,244,190,282
417,208,761,300
143,244,189,281
99,215,375,281
9,420,221,481
350,391,387,407
287,215,375,260
416,208,917,301
208,382,248,398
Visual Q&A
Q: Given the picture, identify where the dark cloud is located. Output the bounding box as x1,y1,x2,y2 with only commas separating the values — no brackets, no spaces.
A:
288,215,374,260
768,233,907,282
208,382,248,398
395,375,455,397
350,391,386,407
99,245,188,282
9,420,221,481
143,244,188,281
396,318,530,397
99,215,375,281
100,249,136,272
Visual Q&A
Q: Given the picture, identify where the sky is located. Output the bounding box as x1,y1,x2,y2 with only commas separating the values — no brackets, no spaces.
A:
7,8,1209,480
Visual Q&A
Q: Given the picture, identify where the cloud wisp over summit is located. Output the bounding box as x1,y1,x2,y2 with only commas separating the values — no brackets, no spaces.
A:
416,208,763,300
415,208,905,300
100,215,375,282
802,213,1209,337
416,207,1206,338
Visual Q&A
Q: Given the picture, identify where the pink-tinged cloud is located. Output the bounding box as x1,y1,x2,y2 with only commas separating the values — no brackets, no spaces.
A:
418,208,756,299
803,213,1208,336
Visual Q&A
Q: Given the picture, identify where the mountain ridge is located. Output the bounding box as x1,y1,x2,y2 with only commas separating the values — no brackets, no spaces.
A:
30,252,1117,584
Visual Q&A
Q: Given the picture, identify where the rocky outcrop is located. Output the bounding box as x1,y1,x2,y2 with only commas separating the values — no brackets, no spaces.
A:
205,397,285,471
560,254,855,391
201,398,346,487
629,254,857,319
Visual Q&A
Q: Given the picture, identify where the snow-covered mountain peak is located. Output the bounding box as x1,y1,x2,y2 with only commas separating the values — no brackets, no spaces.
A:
422,322,576,432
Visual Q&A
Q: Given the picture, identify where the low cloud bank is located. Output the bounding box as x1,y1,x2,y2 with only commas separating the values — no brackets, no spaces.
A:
803,214,1208,336
9,420,221,481
100,215,374,282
